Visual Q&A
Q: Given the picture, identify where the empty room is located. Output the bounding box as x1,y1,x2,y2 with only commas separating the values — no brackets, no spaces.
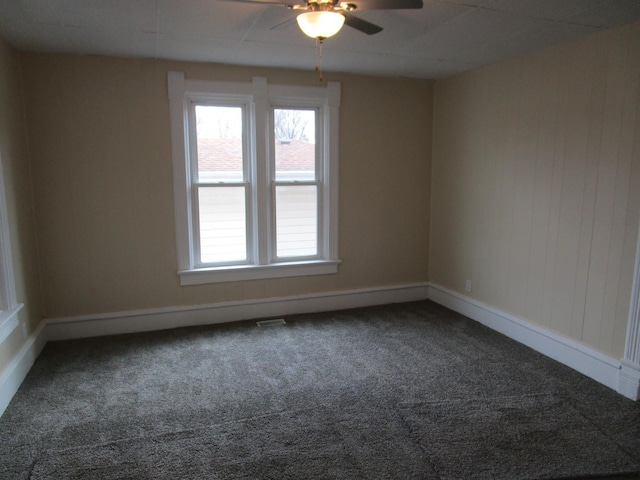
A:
1,0,640,478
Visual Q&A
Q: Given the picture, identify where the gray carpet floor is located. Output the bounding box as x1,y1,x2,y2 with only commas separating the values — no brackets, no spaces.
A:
2,300,640,479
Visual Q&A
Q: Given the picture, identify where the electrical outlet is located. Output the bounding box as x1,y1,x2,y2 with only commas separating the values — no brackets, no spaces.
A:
465,279,472,293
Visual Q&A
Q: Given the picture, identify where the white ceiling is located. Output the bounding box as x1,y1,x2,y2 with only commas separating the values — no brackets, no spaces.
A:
0,0,638,79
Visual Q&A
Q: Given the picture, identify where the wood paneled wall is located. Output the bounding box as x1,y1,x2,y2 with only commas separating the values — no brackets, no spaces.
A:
430,23,640,358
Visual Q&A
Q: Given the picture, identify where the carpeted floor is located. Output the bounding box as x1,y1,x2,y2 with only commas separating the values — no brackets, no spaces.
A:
2,300,640,479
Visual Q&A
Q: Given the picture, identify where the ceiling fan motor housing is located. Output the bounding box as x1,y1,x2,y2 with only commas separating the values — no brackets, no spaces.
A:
289,1,357,11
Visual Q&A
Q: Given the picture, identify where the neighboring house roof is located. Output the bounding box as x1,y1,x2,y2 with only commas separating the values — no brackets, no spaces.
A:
197,138,314,171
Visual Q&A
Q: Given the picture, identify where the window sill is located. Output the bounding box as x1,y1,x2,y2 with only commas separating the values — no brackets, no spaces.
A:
0,303,23,344
178,260,341,286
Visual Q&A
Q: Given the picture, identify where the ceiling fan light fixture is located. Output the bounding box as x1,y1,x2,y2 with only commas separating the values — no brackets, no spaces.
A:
296,11,345,39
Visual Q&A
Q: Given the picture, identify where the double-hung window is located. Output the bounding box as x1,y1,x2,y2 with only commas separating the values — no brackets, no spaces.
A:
168,72,340,285
0,154,22,343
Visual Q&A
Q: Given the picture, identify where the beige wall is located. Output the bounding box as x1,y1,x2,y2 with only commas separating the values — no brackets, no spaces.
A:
430,23,640,358
20,54,433,318
0,38,42,375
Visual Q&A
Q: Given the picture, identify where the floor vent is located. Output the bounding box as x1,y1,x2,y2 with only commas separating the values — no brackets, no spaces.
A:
256,319,287,327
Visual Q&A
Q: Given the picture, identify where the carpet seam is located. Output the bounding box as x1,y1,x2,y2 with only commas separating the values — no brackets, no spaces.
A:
561,398,640,473
393,402,443,480
31,407,318,457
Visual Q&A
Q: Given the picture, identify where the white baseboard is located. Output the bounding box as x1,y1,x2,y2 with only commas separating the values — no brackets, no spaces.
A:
1,283,429,418
46,283,430,341
4,281,636,419
426,283,632,398
618,360,640,401
0,320,48,416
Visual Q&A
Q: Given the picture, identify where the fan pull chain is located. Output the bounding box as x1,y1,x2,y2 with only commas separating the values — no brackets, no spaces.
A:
315,38,324,82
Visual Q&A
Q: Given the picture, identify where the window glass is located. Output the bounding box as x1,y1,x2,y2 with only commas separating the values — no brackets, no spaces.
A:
0,155,21,342
198,186,247,263
275,185,317,258
274,109,315,182
195,105,244,183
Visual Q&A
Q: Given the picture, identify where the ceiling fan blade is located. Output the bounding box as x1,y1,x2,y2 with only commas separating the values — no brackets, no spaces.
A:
218,0,299,6
269,16,297,30
341,0,423,10
342,13,383,35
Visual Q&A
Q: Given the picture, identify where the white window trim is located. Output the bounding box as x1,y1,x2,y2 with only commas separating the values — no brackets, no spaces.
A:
168,72,340,286
0,153,23,343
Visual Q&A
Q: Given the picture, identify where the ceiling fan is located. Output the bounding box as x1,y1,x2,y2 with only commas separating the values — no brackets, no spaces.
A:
223,0,424,39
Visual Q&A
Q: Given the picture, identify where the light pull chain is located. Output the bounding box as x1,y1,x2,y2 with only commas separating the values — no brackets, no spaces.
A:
315,37,324,82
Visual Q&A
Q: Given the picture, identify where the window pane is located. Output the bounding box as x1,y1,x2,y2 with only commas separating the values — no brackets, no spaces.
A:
196,105,243,182
274,109,315,181
276,185,317,258
198,187,246,263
